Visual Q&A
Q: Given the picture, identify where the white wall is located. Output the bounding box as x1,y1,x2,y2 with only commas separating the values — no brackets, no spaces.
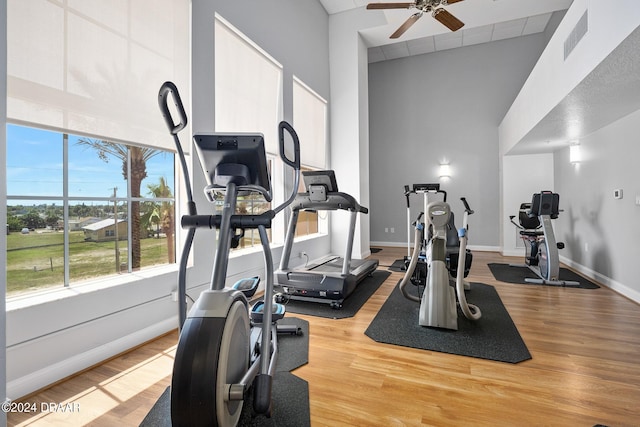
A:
328,8,386,259
554,109,640,302
500,0,640,155
499,0,640,303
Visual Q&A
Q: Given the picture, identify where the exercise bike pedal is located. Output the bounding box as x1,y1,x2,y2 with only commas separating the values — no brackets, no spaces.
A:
251,301,286,323
232,276,260,298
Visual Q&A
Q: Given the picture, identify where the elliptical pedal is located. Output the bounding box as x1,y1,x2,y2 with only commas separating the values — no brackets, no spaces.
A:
232,276,260,298
251,300,286,323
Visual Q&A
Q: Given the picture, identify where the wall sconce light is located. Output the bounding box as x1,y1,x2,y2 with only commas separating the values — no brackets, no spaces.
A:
569,142,581,164
439,163,451,179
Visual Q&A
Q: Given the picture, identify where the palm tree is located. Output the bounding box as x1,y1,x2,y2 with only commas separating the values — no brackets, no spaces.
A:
147,177,175,263
76,139,160,270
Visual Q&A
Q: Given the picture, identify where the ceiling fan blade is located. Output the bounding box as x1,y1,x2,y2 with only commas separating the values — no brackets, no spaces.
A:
444,0,465,4
367,2,415,10
433,8,464,31
390,13,422,39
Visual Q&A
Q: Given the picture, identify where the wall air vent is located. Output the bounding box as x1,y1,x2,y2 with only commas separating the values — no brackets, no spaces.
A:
564,10,588,60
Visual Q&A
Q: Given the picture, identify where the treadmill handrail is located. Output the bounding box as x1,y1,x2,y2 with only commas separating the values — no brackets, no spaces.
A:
290,192,368,214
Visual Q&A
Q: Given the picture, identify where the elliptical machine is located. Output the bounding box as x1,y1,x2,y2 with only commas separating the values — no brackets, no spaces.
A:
158,82,302,426
399,196,481,330
509,191,579,287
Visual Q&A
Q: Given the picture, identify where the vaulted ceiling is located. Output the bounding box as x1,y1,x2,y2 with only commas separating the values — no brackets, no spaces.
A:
318,0,572,62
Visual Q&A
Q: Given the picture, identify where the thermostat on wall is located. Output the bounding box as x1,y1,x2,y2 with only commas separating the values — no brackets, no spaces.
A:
614,189,623,199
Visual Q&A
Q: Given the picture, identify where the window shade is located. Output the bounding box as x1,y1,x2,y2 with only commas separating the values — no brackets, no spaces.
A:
214,15,283,155
6,0,190,152
293,77,327,169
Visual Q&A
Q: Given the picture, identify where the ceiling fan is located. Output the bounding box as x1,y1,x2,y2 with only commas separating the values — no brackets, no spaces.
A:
367,0,465,39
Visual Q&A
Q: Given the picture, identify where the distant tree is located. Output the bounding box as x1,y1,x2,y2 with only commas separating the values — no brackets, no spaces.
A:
70,203,92,218
7,214,25,232
147,177,175,263
76,139,161,269
45,213,60,229
23,210,45,230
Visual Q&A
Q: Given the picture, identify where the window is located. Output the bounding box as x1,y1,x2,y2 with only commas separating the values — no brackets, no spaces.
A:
214,15,283,249
6,124,175,297
293,77,328,238
5,0,188,297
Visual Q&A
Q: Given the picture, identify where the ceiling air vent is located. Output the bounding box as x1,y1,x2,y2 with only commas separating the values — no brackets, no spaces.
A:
564,10,588,60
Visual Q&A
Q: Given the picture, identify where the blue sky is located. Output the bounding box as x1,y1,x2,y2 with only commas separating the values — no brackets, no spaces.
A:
6,124,174,203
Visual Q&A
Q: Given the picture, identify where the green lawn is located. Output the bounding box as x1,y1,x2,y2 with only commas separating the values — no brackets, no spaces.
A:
7,230,170,296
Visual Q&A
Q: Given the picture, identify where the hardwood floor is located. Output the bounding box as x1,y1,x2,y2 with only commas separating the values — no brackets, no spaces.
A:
8,248,640,426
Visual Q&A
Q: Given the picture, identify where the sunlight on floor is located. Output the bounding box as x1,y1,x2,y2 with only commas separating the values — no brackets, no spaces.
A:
9,344,176,426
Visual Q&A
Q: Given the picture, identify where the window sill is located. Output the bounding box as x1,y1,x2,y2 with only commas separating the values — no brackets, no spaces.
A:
6,263,179,312
6,233,328,312
293,232,326,243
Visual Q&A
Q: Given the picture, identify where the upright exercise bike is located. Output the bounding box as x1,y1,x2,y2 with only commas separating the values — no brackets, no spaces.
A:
158,82,302,426
400,196,481,330
509,191,579,286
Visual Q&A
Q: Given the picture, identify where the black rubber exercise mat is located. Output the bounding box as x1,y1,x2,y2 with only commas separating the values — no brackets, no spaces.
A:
488,263,600,289
280,270,390,319
365,282,531,363
140,317,310,427
386,259,406,272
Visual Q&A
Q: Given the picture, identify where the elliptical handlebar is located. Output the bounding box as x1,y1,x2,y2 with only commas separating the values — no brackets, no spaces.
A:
158,81,188,135
404,185,412,208
456,196,481,321
157,82,195,330
412,212,424,227
274,121,301,215
460,197,474,215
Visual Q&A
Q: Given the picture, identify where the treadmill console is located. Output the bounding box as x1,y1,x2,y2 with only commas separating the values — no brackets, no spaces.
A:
413,183,440,193
302,170,339,202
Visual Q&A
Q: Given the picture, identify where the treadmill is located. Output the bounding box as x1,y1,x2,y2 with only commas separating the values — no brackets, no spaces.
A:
275,170,379,309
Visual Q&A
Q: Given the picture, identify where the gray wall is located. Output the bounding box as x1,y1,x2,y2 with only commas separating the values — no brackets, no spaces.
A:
554,108,640,299
368,34,551,248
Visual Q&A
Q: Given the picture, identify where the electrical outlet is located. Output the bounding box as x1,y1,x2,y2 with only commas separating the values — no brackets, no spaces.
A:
171,291,178,302
390,227,395,233
385,227,389,233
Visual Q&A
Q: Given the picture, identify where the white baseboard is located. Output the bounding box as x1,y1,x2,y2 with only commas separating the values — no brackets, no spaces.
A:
371,241,501,253
560,256,640,304
370,241,406,248
502,249,524,257
7,317,177,400
467,245,501,252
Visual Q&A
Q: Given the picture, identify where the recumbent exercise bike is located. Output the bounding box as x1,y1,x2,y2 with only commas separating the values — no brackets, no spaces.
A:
509,191,579,287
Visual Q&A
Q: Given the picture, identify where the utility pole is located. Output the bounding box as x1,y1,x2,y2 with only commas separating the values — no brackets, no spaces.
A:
113,187,120,273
